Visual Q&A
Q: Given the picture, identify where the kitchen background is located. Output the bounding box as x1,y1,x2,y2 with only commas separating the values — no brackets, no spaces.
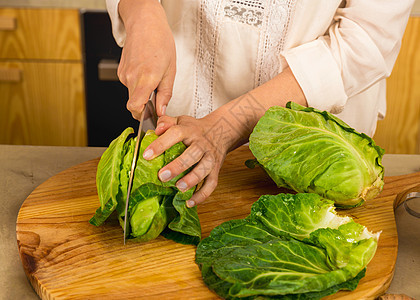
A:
0,1,419,151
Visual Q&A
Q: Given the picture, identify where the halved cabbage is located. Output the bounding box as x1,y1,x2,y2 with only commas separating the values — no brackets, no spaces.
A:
248,102,385,207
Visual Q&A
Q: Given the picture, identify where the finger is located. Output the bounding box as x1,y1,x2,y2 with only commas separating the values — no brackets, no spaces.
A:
127,82,156,120
142,125,184,160
175,152,215,192
127,101,146,120
186,170,219,207
158,143,205,182
117,56,140,91
117,52,127,86
156,54,176,116
155,115,177,135
155,72,175,117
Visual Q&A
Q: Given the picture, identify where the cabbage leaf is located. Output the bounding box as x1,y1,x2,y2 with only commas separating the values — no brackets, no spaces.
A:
90,127,134,226
195,193,379,299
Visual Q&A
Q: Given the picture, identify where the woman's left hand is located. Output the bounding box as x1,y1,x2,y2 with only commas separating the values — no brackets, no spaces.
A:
141,67,307,207
142,115,232,207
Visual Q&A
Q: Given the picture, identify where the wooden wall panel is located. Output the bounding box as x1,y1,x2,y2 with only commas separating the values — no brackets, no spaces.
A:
0,61,87,146
373,17,420,154
0,8,81,60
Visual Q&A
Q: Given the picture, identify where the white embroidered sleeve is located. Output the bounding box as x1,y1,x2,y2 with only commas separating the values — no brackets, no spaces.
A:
106,0,126,47
282,0,414,113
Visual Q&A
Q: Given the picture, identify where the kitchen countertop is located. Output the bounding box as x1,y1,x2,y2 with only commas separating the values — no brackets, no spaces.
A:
0,144,419,300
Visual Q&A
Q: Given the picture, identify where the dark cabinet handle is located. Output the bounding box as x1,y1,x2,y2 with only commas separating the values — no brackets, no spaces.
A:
97,59,119,81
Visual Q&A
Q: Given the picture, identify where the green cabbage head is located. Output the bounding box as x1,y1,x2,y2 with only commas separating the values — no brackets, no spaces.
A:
248,102,385,208
89,128,201,245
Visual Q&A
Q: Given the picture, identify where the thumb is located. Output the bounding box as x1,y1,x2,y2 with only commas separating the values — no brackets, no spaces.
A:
155,68,175,116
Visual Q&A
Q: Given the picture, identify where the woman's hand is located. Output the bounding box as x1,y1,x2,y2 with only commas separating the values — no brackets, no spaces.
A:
141,68,307,207
118,0,176,119
142,114,234,208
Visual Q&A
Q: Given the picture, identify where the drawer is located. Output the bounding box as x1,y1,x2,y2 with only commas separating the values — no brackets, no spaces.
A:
0,61,87,146
0,8,82,60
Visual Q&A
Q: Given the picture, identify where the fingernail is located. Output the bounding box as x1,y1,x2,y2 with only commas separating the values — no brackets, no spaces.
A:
143,149,154,160
161,105,166,116
159,169,171,181
156,122,165,129
177,180,188,191
186,200,195,208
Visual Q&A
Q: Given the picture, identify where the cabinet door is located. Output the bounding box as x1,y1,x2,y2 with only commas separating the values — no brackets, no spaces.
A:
0,61,87,146
0,8,82,60
373,17,420,154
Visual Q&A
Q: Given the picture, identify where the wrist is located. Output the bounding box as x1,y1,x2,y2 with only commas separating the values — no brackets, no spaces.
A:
203,102,254,154
118,0,165,33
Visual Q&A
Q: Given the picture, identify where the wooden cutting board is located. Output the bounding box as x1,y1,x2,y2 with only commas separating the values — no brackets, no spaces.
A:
16,146,420,300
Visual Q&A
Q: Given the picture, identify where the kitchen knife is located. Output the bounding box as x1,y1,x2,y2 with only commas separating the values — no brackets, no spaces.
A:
123,91,155,244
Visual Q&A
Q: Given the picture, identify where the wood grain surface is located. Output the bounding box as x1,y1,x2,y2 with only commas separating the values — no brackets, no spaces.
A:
373,17,420,154
0,8,82,60
16,147,420,300
0,61,87,146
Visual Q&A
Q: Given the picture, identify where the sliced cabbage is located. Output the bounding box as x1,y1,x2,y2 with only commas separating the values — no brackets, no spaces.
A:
90,129,201,245
195,193,380,299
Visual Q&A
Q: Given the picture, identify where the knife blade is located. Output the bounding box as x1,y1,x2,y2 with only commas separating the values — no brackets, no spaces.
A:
123,91,155,245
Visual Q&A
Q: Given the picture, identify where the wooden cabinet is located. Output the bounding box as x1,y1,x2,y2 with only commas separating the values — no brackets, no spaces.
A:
0,61,86,145
0,8,87,146
373,17,420,154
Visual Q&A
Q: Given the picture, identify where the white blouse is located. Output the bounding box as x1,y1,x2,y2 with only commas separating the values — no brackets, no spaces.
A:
106,0,413,136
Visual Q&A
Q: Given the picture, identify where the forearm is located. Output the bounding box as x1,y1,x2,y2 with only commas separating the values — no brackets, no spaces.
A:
204,67,307,152
117,0,175,118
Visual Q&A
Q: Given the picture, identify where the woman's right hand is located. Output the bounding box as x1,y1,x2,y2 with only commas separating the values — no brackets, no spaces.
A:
118,0,176,119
